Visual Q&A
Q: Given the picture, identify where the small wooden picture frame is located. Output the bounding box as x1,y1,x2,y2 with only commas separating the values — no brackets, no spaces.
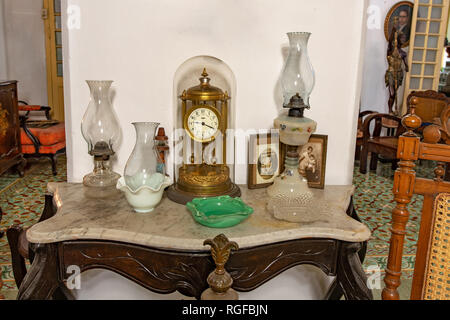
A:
280,134,328,189
248,132,281,189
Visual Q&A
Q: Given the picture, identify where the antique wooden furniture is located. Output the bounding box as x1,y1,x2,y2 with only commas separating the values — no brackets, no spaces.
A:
355,110,376,160
0,81,26,177
383,97,450,300
406,90,448,125
17,183,372,300
0,207,4,300
18,101,66,175
359,113,403,174
6,194,57,288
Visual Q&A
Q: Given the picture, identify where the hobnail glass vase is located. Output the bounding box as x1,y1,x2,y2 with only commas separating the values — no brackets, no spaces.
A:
280,32,315,108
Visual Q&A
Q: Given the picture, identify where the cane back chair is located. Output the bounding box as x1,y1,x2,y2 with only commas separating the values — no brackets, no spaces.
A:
383,96,450,300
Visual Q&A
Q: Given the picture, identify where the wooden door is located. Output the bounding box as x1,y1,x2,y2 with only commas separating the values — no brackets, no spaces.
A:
43,0,64,121
402,0,450,114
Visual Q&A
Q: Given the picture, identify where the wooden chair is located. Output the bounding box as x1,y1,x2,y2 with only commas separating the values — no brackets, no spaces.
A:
355,110,376,160
359,113,403,174
383,97,450,300
6,194,56,288
406,90,448,125
18,101,66,176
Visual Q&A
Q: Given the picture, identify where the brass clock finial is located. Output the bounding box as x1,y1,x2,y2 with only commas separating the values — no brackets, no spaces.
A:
201,234,239,300
199,68,211,86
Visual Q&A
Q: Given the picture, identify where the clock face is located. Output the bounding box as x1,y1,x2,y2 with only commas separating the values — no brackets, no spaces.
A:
185,106,220,142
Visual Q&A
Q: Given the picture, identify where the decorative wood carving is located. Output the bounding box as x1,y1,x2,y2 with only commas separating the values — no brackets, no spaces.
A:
0,81,25,176
61,241,214,299
383,93,450,300
17,244,68,300
384,137,417,300
336,242,373,300
228,239,338,291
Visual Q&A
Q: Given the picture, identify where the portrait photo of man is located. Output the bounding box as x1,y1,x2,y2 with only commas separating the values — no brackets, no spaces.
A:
385,2,414,47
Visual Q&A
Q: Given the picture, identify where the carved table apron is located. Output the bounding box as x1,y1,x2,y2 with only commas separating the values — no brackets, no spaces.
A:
18,183,372,300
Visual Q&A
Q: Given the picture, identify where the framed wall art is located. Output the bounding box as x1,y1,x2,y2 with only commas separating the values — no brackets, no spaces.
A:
248,132,281,189
384,1,414,48
280,134,328,189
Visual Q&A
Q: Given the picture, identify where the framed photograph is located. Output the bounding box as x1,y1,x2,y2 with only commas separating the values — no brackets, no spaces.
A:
384,1,414,48
280,134,328,189
248,132,281,189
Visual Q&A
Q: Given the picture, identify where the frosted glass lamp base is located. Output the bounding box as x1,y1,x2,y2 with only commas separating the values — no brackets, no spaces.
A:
267,161,314,223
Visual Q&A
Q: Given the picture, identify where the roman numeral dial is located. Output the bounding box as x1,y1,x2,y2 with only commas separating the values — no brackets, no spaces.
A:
185,106,221,143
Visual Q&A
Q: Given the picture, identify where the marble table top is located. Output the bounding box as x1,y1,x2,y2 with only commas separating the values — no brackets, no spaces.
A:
26,183,371,252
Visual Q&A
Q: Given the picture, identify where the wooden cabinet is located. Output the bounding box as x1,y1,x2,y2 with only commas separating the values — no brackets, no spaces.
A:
0,81,25,176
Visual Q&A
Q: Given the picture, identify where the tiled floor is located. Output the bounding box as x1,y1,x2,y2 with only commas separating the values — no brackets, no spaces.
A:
0,156,67,298
0,156,427,299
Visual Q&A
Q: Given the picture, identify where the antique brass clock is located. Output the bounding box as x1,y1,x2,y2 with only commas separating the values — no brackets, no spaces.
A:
167,69,241,204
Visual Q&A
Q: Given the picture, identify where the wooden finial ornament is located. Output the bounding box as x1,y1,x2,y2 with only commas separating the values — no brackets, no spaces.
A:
201,234,239,300
402,97,422,136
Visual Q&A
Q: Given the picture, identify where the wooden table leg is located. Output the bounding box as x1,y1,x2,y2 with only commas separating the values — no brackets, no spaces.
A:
324,279,343,300
17,243,66,300
335,242,373,300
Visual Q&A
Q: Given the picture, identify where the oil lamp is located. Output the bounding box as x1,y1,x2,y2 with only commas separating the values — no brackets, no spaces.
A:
267,32,317,221
81,80,121,196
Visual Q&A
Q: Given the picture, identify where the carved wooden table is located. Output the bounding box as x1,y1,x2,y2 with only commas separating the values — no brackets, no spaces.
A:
18,183,373,300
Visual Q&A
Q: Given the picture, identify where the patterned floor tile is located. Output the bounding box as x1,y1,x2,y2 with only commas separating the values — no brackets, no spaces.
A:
0,156,67,296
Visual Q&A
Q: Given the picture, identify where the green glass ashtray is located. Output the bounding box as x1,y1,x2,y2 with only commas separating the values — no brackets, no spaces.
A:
186,196,254,228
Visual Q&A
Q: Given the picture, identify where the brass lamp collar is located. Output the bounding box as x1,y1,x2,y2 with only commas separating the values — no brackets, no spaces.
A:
285,93,309,118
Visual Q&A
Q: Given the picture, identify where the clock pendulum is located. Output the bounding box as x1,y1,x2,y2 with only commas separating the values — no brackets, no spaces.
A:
166,68,241,204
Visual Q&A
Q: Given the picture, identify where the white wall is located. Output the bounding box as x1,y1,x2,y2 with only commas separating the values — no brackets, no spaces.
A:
64,0,367,188
3,0,47,104
62,0,368,300
360,0,408,113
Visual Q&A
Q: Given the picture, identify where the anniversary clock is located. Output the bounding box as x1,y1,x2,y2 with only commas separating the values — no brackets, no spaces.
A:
167,69,240,204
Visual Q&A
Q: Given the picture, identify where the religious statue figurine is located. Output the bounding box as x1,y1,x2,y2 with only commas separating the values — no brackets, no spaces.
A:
385,34,409,115
385,20,409,116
